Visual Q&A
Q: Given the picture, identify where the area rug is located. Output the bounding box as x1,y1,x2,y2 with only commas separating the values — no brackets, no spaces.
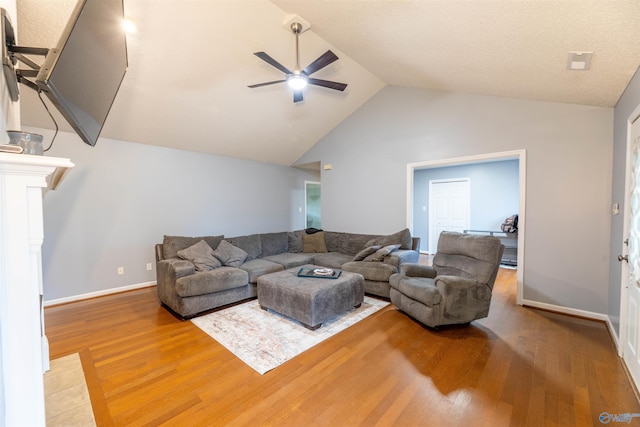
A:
191,296,389,374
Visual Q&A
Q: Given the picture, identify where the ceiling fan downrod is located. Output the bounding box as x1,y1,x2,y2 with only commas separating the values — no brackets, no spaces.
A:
289,22,307,89
291,22,303,72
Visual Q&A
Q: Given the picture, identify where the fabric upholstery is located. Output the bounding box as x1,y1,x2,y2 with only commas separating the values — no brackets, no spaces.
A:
175,267,248,297
323,231,341,253
260,232,288,257
157,228,421,318
212,240,248,267
337,232,377,255
226,234,262,260
352,245,382,261
257,265,364,329
240,258,284,284
311,252,354,269
162,235,224,259
363,244,401,262
177,240,222,271
262,253,316,269
365,228,413,250
302,231,328,253
287,231,304,253
342,261,398,282
389,231,504,328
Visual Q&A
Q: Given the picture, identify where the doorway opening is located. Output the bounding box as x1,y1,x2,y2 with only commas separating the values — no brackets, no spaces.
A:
305,181,321,229
406,149,526,305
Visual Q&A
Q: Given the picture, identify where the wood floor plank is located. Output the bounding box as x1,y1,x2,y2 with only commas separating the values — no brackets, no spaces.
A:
44,266,640,426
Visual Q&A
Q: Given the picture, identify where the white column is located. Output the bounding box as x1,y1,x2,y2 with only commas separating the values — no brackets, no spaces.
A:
0,153,73,426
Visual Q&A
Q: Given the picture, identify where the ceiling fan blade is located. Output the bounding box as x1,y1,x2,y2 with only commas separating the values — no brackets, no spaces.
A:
253,52,293,75
293,90,303,103
303,50,339,75
248,79,287,88
308,77,348,92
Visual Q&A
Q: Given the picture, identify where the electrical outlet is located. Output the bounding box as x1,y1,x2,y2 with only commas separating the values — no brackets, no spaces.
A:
146,263,153,271
117,267,124,275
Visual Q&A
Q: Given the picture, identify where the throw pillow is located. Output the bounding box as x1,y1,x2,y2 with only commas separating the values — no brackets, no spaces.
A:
302,231,328,253
352,245,382,261
177,240,221,271
225,234,261,260
364,244,401,262
212,239,248,267
364,228,413,250
162,234,224,259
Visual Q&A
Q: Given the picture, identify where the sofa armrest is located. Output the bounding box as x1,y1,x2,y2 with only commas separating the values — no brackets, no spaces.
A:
399,263,437,278
411,237,421,251
384,249,420,268
155,243,164,262
434,275,492,322
157,259,195,282
435,275,491,304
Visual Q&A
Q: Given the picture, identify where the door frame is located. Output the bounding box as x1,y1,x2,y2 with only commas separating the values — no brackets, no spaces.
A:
428,177,471,254
619,103,640,359
304,181,321,229
406,149,527,305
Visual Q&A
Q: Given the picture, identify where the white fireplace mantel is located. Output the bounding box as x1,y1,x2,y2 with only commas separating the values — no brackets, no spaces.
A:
0,153,74,426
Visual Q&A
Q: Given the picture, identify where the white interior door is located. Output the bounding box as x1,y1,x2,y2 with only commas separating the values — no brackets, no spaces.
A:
428,178,470,253
622,110,640,389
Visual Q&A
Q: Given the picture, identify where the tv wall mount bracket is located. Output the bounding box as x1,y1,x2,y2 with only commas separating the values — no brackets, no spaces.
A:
1,8,50,101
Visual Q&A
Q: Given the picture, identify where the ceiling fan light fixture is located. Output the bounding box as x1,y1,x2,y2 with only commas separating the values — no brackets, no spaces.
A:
287,73,308,90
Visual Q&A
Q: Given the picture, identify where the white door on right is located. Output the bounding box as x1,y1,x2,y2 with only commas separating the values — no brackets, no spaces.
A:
623,111,640,389
428,178,470,254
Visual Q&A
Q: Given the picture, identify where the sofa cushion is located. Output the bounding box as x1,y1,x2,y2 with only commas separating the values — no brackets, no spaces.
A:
226,234,262,260
323,231,341,252
352,245,382,261
175,266,249,297
162,235,224,259
303,231,328,253
260,232,288,257
177,240,222,272
365,228,413,250
311,252,354,269
338,233,378,255
240,258,284,284
364,244,401,262
342,261,398,282
212,240,248,267
262,253,316,269
287,231,304,253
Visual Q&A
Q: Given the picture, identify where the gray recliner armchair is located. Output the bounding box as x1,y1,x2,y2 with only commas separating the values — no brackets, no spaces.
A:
389,231,504,328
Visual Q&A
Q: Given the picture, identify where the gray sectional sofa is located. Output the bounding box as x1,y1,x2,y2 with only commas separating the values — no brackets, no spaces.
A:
155,229,420,319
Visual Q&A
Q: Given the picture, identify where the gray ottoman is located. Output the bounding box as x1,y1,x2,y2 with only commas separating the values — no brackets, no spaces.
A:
257,264,365,330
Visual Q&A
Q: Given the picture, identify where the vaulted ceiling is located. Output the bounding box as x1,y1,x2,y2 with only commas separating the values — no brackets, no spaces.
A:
16,0,640,165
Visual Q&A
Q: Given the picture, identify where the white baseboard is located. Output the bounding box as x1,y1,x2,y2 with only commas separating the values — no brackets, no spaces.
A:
521,298,609,322
43,281,156,307
521,300,622,354
606,317,622,355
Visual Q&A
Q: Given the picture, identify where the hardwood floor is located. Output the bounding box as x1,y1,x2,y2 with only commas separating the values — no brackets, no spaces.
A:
45,267,639,426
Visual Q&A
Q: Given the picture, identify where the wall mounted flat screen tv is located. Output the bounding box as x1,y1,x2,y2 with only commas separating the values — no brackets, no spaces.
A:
35,0,128,147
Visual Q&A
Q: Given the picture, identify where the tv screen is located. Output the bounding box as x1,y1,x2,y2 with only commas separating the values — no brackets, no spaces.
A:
35,0,127,147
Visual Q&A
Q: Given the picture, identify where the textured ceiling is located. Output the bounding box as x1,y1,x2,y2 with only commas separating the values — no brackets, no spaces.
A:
15,0,640,165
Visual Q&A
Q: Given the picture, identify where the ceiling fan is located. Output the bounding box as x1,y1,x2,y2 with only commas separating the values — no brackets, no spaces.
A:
248,22,348,103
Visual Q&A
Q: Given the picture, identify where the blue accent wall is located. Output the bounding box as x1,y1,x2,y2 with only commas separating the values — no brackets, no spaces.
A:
413,160,519,251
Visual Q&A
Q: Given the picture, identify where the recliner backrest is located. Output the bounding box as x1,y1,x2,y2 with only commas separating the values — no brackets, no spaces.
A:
432,232,504,288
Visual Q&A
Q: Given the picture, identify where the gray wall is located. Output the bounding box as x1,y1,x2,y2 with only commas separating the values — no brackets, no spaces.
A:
413,160,519,250
609,66,640,335
34,128,319,301
296,86,613,314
